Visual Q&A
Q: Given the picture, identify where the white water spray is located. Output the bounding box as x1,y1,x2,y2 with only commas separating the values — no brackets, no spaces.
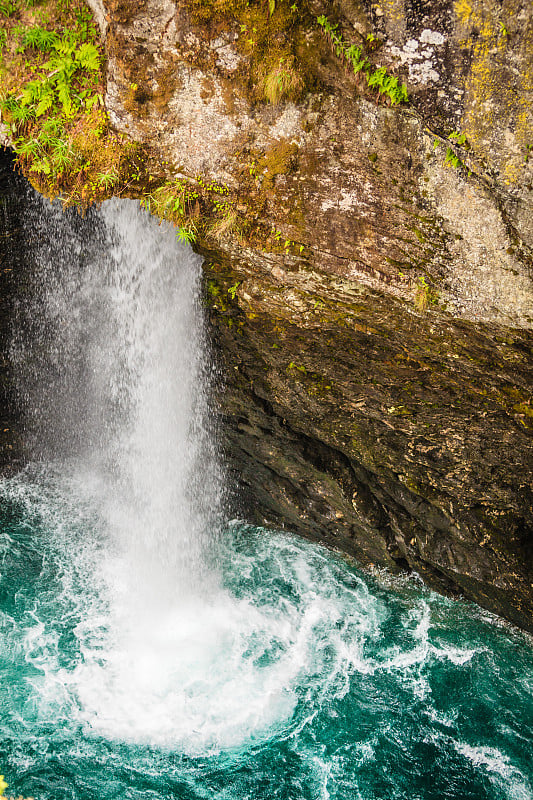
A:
10,197,305,750
15,198,220,595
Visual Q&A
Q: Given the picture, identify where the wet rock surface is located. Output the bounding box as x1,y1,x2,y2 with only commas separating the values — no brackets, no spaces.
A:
0,149,26,475
203,248,533,632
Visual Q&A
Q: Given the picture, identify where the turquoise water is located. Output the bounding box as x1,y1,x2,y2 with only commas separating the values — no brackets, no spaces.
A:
1,466,532,800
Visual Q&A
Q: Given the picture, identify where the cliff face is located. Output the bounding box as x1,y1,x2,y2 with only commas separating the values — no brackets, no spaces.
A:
87,0,533,327
15,0,533,628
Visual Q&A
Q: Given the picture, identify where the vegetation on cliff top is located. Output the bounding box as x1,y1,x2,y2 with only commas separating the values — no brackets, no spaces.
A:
0,0,411,255
0,0,145,205
0,0,299,231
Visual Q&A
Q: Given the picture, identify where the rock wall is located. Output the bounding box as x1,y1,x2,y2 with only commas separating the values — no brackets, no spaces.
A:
204,250,532,631
15,0,533,628
87,0,533,327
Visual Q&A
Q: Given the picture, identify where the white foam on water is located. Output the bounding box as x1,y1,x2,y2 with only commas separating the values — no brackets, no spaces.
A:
454,742,532,800
0,471,395,754
71,594,298,751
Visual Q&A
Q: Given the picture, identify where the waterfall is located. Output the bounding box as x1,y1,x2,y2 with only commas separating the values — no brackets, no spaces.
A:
12,197,220,594
7,197,234,746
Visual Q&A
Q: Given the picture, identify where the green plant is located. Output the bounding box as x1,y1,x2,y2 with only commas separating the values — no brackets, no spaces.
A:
267,0,297,16
0,0,16,17
1,29,100,127
227,281,241,299
97,168,119,189
261,54,302,104
0,5,145,206
288,361,307,373
317,15,345,58
414,275,438,311
444,146,462,169
177,221,198,244
21,25,59,50
317,15,408,105
448,130,467,146
431,130,471,175
207,206,240,243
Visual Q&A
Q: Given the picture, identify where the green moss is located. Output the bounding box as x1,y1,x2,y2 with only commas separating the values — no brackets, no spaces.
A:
513,402,533,418
188,0,311,106
254,139,298,192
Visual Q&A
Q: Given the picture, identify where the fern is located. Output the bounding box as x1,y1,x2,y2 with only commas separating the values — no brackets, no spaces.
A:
75,42,99,71
22,27,59,51
445,146,463,169
317,14,408,105
35,90,54,116
0,6,116,204
20,79,42,106
367,65,387,90
56,80,72,114
448,130,467,146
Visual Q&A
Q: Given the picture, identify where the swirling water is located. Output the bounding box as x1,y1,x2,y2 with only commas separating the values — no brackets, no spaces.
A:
1,470,532,800
1,195,532,800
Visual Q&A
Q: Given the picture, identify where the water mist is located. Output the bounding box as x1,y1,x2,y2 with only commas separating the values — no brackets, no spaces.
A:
10,197,226,745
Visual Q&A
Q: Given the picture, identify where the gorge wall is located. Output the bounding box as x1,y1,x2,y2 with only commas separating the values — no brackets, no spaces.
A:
2,0,533,630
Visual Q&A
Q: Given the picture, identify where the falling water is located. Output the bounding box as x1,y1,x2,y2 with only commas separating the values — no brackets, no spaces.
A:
1,186,532,800
12,196,219,582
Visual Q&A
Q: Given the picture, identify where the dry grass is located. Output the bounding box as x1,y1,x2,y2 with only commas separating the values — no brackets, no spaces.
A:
207,208,242,243
260,54,303,104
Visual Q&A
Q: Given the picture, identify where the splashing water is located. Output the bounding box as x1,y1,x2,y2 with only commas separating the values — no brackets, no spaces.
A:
1,196,532,800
